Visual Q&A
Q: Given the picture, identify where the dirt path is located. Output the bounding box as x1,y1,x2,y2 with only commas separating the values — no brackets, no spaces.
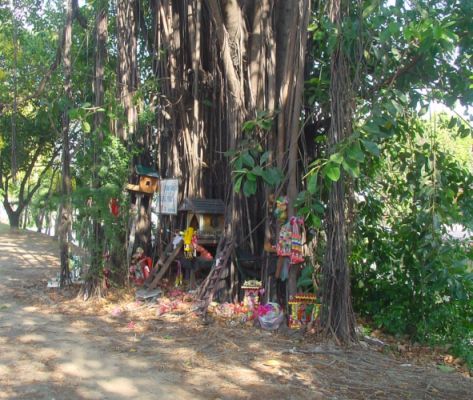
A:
0,226,472,400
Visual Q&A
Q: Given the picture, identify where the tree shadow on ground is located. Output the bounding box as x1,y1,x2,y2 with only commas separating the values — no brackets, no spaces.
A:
0,228,472,400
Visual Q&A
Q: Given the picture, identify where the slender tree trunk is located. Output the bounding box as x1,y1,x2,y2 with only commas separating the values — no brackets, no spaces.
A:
286,1,310,216
11,0,18,178
37,169,57,233
268,0,311,297
321,0,356,344
84,0,108,297
184,0,203,197
59,0,73,288
117,0,138,140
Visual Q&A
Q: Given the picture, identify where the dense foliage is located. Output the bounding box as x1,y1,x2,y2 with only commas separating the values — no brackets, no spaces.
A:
351,115,473,365
301,0,473,364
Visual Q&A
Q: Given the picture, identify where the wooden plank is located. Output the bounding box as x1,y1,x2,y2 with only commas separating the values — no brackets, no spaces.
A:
147,241,183,289
144,240,174,287
126,194,142,265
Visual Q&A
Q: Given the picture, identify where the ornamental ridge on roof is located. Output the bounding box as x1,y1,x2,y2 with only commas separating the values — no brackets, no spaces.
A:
178,198,225,215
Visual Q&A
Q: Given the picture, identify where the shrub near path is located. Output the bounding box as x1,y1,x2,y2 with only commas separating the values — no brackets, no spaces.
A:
0,224,472,400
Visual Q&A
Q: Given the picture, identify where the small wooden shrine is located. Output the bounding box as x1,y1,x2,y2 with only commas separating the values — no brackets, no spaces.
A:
287,293,318,329
179,198,225,243
241,279,262,311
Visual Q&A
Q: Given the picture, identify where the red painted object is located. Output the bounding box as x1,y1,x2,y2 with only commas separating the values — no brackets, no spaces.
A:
109,198,120,217
129,256,152,285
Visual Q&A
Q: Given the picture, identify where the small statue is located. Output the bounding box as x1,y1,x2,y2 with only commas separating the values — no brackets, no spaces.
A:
129,247,152,286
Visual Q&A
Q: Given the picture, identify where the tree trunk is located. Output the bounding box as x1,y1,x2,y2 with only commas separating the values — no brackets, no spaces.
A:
22,205,28,229
6,209,21,230
37,169,57,233
147,0,311,301
11,0,19,178
59,0,73,288
117,0,138,141
321,0,356,344
84,0,108,297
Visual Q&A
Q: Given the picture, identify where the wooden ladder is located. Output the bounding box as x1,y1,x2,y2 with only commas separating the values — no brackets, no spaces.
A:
196,237,234,314
145,240,183,289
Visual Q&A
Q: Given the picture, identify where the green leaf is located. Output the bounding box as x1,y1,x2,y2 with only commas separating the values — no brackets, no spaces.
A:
242,152,255,168
388,22,400,35
82,121,91,133
447,117,456,129
342,159,360,178
262,170,274,185
323,163,340,182
346,141,365,162
234,175,243,193
242,120,256,132
329,152,344,164
243,179,257,197
297,278,313,288
247,172,257,182
260,151,270,165
361,139,380,157
262,168,283,186
234,156,243,170
252,166,263,176
390,99,404,114
259,119,272,131
308,173,318,194
362,1,379,18
363,122,381,135
300,265,314,279
309,214,322,229
312,202,324,214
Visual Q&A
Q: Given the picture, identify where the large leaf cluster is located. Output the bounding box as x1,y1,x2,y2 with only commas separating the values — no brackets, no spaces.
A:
351,116,473,365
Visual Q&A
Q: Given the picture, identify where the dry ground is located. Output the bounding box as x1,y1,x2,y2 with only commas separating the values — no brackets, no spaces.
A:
0,224,472,399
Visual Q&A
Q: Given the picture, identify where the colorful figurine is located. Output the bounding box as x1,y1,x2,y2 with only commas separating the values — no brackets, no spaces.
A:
129,247,152,286
241,280,262,314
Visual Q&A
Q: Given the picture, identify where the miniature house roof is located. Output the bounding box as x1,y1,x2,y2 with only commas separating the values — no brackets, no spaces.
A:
179,198,225,215
135,164,159,178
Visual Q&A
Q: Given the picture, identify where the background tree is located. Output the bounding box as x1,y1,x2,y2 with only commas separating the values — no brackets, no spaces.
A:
0,1,63,229
58,0,74,287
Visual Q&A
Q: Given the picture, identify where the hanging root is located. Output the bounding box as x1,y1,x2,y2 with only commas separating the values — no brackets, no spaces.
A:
320,0,357,345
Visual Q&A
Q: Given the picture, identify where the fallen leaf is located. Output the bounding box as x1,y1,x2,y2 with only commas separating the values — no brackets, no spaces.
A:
263,359,280,367
453,357,464,366
397,344,408,353
444,355,454,364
